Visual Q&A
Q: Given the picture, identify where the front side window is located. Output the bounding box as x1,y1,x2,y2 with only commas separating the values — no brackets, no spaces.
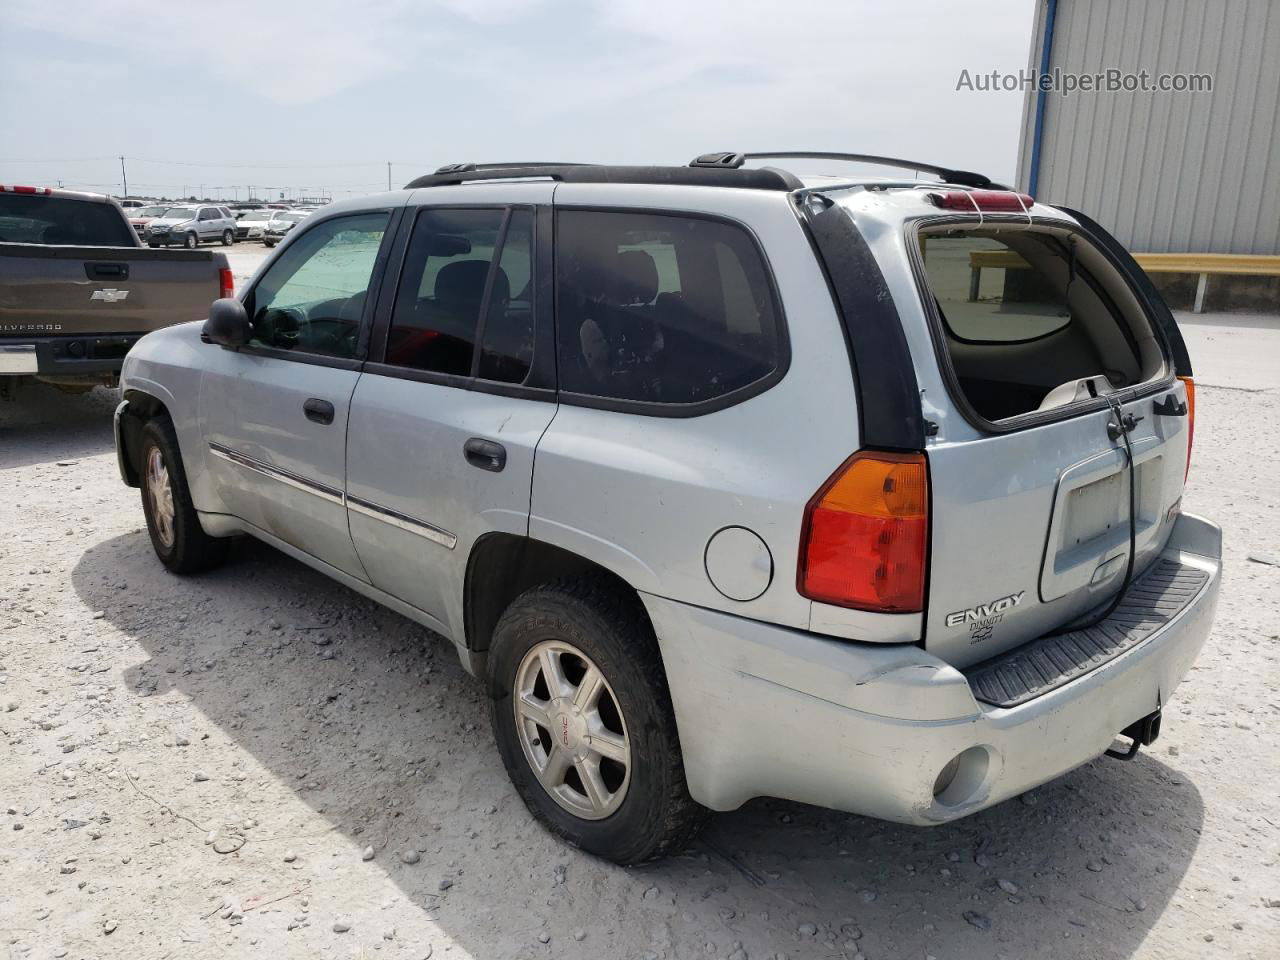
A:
385,206,534,383
555,210,782,406
247,212,389,359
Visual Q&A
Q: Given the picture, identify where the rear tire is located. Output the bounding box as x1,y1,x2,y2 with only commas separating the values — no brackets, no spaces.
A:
139,417,228,574
487,576,706,864
184,231,199,249
221,229,234,246
147,242,160,248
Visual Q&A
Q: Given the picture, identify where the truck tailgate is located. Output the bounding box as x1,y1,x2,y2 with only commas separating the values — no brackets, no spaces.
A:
0,244,227,338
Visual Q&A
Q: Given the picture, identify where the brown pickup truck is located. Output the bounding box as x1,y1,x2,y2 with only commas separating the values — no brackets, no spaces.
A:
0,185,233,397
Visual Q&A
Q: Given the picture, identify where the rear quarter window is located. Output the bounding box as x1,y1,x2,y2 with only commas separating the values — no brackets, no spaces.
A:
555,210,784,410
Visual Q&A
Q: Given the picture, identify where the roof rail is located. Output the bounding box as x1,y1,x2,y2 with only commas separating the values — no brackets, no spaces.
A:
403,164,803,191
697,151,1002,189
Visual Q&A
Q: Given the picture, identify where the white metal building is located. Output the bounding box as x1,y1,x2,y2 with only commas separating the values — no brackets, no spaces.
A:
1015,0,1280,256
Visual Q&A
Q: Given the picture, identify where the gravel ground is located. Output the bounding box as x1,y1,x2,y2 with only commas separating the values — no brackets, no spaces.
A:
1,300,1277,960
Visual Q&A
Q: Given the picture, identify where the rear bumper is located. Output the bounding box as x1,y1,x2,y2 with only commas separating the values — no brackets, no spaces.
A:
643,512,1220,824
0,335,143,378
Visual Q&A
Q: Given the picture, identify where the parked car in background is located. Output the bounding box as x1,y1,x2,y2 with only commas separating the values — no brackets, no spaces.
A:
111,156,1217,864
118,199,145,210
0,185,232,397
128,204,170,239
234,209,273,241
146,205,238,248
261,210,310,247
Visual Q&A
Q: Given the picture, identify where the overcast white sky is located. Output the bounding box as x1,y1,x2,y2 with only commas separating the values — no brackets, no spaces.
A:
0,0,1035,200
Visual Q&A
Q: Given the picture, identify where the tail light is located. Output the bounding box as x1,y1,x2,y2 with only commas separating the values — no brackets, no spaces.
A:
0,184,52,195
926,190,1034,212
219,267,234,300
1179,376,1195,480
798,451,929,613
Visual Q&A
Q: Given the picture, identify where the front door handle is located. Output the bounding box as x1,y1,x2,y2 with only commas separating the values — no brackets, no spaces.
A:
303,398,335,425
464,437,506,472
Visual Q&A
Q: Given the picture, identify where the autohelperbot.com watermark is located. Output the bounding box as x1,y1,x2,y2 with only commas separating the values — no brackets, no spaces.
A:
957,67,1213,97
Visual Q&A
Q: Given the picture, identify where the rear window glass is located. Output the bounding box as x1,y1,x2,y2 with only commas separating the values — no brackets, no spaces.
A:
0,195,134,246
555,210,782,407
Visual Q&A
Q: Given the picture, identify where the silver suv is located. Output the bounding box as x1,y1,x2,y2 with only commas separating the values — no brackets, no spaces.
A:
146,204,238,248
113,154,1220,864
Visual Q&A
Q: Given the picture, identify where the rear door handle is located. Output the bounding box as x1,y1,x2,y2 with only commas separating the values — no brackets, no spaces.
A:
303,398,335,425
464,437,506,472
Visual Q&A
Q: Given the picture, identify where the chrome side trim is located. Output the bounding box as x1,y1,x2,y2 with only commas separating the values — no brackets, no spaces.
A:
347,495,457,549
208,441,345,507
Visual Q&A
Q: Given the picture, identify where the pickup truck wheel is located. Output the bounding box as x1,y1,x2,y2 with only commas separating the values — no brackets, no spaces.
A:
221,229,234,246
487,577,706,864
184,231,199,249
140,418,228,574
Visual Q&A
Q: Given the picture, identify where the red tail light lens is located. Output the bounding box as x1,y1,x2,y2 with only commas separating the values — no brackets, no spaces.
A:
799,451,929,612
1179,376,1195,480
927,190,1034,212
219,267,234,300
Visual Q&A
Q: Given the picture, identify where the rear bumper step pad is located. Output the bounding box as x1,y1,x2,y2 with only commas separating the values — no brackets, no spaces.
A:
964,558,1210,708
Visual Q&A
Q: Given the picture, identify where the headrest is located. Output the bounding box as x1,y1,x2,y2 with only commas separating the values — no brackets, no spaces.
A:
434,260,510,308
613,249,659,305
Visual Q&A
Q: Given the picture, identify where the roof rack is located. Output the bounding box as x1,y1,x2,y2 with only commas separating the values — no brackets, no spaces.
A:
691,151,1002,189
403,163,803,191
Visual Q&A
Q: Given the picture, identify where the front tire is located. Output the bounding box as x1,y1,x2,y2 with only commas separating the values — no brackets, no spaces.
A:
139,417,228,574
184,231,199,249
487,577,706,864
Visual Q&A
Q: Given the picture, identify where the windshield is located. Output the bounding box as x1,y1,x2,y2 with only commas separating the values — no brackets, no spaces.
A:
277,212,308,223
136,205,168,217
162,208,195,220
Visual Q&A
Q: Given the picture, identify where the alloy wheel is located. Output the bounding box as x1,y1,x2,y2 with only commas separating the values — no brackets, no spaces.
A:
146,447,176,549
513,640,631,820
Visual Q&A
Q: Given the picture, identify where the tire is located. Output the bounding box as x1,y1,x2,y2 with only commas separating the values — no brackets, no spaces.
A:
184,231,199,249
221,229,234,246
263,239,276,248
147,242,160,248
139,417,229,574
487,576,706,864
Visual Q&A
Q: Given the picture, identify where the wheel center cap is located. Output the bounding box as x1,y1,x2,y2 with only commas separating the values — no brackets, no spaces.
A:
549,700,590,758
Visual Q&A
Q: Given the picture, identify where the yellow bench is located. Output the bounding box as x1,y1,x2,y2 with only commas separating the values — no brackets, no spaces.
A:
967,250,1280,313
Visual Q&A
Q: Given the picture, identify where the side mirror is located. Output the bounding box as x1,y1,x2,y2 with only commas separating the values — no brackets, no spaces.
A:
202,298,252,347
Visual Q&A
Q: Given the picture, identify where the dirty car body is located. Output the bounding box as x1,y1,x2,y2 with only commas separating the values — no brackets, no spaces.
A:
113,156,1220,860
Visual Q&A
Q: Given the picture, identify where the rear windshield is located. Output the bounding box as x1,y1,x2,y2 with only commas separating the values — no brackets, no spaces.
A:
918,228,1161,422
0,195,135,246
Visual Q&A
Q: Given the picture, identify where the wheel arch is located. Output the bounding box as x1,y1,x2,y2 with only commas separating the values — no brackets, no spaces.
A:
117,388,173,486
464,533,652,656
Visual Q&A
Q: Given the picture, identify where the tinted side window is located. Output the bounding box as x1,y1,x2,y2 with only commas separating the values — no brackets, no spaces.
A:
198,208,216,221
477,209,534,383
247,212,389,359
556,210,782,406
385,208,505,375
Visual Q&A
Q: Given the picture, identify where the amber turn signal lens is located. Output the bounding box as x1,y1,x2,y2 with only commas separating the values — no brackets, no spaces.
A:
799,451,929,613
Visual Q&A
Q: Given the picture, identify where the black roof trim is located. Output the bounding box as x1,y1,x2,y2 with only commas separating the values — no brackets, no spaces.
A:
404,164,803,191
740,151,1002,189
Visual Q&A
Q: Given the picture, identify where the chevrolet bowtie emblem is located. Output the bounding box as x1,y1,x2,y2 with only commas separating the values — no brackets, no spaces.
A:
90,288,130,303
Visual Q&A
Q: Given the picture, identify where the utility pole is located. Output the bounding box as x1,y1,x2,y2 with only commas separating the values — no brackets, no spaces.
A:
119,155,128,199
387,161,392,191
